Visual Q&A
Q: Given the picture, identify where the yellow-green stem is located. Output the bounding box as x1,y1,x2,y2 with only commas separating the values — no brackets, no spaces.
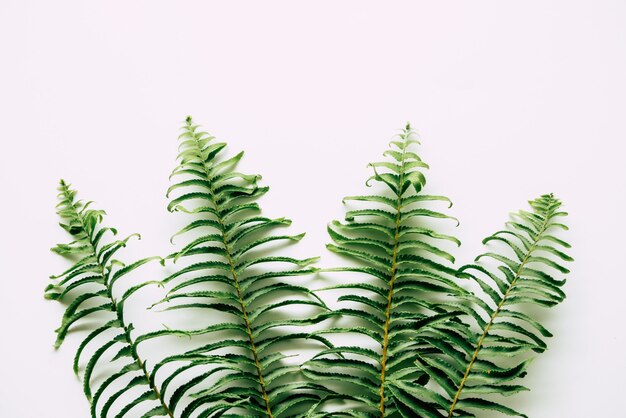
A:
191,131,274,418
378,136,408,416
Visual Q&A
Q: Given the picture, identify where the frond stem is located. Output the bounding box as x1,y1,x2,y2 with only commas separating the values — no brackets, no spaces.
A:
190,131,274,418
378,131,409,416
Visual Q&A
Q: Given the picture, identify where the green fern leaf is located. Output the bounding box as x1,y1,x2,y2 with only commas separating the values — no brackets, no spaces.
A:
422,193,572,417
47,180,173,418
304,124,465,417
150,117,333,417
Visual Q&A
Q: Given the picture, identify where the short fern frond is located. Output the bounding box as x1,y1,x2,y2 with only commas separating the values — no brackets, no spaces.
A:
47,180,173,418
419,193,572,417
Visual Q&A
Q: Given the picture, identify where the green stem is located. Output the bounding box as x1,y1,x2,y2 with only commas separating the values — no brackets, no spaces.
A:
189,130,274,418
378,133,408,417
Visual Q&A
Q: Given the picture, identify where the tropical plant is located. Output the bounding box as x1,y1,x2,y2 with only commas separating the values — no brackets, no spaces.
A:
426,193,571,417
304,126,571,417
46,180,172,418
303,124,469,416
133,117,334,418
47,120,572,418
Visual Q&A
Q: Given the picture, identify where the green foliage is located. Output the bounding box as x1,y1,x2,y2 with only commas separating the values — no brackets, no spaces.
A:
47,181,172,418
47,119,572,418
303,124,468,417
302,129,571,417
146,117,334,417
432,193,571,417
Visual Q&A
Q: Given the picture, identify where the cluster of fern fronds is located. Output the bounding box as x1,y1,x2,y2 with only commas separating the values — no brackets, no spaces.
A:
46,117,572,418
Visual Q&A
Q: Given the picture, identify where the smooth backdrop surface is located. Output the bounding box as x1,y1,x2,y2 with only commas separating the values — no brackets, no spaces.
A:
1,1,625,417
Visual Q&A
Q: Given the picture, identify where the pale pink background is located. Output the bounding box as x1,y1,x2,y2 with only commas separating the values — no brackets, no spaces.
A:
2,1,625,417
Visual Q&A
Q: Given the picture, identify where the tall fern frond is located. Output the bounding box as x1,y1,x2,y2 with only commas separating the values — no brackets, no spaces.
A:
46,180,172,418
304,124,466,417
148,117,333,417
417,194,572,417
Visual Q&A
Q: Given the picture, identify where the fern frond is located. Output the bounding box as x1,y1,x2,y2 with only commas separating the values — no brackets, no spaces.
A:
304,124,465,417
421,193,572,417
150,117,333,417
47,180,173,418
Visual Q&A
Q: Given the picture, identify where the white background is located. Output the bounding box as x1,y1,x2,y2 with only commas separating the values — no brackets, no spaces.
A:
2,1,626,417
